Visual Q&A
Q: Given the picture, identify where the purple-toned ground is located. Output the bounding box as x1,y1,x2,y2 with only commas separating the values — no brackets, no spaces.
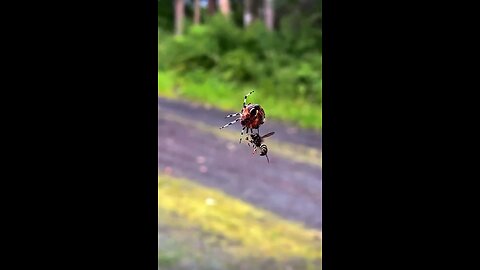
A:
158,97,322,229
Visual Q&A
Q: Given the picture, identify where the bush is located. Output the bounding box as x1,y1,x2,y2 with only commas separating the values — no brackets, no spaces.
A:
158,14,322,129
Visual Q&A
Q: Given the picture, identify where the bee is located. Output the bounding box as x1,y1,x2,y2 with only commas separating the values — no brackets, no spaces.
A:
219,90,266,143
245,132,275,163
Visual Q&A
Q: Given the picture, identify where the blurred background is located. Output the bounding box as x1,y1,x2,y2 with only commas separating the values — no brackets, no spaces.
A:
158,0,322,269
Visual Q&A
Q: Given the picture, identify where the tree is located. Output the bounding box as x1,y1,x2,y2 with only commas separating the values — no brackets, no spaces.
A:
219,0,231,16
264,0,274,31
208,0,217,15
194,0,200,24
243,0,253,27
174,0,185,35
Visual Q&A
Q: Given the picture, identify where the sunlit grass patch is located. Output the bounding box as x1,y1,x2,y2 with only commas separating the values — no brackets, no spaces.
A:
158,174,322,263
157,70,176,98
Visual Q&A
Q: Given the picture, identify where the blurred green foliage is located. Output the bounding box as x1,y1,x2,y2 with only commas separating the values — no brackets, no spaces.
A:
158,4,322,129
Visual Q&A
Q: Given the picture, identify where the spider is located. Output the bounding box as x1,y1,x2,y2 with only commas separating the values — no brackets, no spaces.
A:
219,90,266,143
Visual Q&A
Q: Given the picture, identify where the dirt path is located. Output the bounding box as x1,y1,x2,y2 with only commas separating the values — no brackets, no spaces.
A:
158,97,322,229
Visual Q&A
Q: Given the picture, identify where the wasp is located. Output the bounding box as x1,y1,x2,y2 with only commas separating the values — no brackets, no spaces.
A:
245,131,275,163
219,90,266,143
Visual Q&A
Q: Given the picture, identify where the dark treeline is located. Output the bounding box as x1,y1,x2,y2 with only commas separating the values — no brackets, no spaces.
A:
158,0,322,129
159,0,321,37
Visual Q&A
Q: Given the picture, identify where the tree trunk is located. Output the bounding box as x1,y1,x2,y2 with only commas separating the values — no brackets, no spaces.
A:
264,0,274,31
243,0,252,27
219,0,230,16
194,0,200,24
174,0,185,35
208,0,217,15
251,0,261,23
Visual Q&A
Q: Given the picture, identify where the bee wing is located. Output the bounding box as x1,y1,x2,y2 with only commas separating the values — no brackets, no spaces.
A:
261,132,275,139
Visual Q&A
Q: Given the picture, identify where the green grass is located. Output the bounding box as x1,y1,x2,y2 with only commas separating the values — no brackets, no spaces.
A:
158,71,322,130
157,70,176,98
158,174,322,265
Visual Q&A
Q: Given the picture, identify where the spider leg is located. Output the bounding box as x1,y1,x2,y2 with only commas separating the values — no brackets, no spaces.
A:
220,118,240,129
239,126,246,143
225,112,241,118
245,136,251,146
243,90,255,108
